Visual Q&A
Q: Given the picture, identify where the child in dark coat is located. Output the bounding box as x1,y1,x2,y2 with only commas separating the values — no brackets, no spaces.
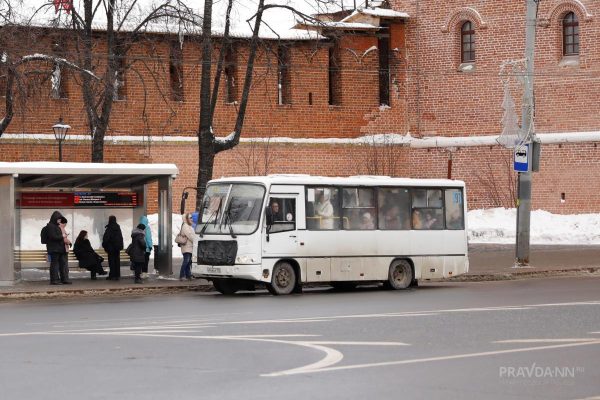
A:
129,224,147,284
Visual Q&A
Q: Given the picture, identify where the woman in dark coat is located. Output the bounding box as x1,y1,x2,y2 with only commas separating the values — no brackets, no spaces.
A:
73,230,107,280
102,215,124,281
43,210,71,285
129,224,147,284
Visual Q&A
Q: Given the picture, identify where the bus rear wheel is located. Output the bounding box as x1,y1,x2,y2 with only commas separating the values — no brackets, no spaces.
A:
386,260,413,290
267,262,296,295
212,279,239,295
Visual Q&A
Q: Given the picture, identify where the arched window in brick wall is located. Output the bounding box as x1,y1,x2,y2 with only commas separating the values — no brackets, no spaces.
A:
461,21,475,63
563,12,579,56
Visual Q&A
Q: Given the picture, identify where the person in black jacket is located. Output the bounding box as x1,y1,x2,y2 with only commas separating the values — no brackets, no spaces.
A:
102,215,124,281
43,211,72,285
73,230,107,280
129,224,147,284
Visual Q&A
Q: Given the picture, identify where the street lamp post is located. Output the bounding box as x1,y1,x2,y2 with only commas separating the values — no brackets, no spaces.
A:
52,117,71,162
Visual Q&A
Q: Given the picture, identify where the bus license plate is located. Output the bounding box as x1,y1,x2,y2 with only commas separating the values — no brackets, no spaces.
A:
207,266,221,274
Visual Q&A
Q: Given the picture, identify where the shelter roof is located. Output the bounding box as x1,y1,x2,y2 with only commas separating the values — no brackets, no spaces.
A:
0,162,178,189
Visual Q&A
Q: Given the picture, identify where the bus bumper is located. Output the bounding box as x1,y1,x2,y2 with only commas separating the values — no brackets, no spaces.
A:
197,264,266,282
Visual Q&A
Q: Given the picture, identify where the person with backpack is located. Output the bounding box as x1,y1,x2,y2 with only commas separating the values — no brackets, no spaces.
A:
42,211,72,285
128,224,147,284
73,230,107,280
138,215,153,275
102,215,124,281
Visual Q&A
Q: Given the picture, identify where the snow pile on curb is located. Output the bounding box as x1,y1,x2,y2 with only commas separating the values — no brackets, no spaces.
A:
468,208,600,245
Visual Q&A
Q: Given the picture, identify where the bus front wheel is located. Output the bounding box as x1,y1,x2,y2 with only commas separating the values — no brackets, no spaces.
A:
386,260,413,290
267,262,296,295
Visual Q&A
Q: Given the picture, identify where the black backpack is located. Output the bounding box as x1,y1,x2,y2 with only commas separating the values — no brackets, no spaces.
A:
40,225,49,245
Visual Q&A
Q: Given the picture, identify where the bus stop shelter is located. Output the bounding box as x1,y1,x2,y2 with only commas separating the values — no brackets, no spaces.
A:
0,162,178,286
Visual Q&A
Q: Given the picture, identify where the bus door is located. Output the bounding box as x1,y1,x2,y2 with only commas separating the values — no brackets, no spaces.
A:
263,187,303,257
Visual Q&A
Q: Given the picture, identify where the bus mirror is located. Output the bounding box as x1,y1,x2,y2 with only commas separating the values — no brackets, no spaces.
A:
265,207,273,227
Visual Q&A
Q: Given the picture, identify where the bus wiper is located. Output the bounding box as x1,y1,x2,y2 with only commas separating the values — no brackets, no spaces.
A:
199,197,222,238
220,199,237,239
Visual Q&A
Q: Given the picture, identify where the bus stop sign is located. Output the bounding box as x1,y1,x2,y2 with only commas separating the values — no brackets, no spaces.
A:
514,144,530,172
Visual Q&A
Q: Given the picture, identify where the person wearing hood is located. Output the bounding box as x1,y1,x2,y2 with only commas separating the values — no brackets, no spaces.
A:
102,215,124,280
73,230,107,280
129,224,147,284
43,211,72,284
138,215,153,274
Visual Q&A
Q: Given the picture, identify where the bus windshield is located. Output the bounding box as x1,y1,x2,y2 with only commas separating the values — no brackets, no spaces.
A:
198,183,265,235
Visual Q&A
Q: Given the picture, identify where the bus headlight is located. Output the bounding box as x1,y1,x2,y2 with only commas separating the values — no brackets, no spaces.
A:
235,255,258,264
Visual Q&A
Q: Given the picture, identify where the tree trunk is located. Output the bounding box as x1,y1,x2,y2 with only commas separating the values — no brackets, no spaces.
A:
0,68,15,136
196,0,214,209
91,125,106,162
196,133,215,210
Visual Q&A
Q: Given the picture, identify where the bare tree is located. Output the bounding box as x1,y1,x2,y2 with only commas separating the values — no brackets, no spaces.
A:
50,0,200,162
195,0,319,208
0,1,99,137
232,136,276,176
473,148,517,208
356,134,405,176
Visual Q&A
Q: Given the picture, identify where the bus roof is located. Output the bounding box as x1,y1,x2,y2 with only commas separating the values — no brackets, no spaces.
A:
209,174,465,188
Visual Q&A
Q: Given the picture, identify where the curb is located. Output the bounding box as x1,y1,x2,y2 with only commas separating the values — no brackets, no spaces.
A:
445,267,600,282
0,282,215,300
1,267,599,300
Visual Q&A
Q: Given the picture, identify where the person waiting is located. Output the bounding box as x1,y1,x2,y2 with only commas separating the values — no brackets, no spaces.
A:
73,230,107,280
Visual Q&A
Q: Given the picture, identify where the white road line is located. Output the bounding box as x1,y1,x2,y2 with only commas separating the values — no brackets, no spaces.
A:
307,341,409,346
224,319,332,324
495,339,599,343
28,314,246,326
269,340,600,376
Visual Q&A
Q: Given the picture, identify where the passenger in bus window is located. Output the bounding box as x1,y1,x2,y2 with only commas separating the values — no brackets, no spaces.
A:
270,200,283,222
382,205,396,229
412,210,424,229
447,208,462,229
423,211,438,229
360,212,375,230
315,191,334,229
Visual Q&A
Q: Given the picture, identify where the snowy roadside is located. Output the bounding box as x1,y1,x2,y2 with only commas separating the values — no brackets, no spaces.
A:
468,208,600,245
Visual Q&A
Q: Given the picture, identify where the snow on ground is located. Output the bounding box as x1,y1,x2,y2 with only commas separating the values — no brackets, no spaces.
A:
468,208,600,245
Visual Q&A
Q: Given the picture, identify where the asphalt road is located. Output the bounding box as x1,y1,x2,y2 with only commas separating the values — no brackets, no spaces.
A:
0,277,599,400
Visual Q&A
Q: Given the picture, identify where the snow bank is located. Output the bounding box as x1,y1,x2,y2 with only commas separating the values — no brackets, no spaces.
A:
468,208,600,245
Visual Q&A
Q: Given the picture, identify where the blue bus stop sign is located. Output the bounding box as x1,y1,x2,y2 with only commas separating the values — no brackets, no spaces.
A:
514,144,530,172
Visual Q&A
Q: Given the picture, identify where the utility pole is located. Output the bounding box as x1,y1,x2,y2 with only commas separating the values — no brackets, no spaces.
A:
515,0,539,267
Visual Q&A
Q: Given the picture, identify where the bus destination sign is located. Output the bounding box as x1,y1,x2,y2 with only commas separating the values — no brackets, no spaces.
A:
74,192,138,208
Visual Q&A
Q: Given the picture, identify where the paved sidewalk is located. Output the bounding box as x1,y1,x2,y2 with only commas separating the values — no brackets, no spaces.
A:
2,245,599,298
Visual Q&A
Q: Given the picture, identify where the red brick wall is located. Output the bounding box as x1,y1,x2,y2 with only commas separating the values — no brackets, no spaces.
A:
4,138,600,214
3,3,600,215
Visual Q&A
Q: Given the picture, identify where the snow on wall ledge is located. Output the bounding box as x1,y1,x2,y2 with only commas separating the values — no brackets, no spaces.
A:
4,131,600,148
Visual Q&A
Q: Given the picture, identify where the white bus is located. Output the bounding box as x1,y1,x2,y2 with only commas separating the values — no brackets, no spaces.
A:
195,175,468,295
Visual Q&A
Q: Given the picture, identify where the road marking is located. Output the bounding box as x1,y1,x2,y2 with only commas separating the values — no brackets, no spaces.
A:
495,338,599,343
308,341,409,346
268,339,600,376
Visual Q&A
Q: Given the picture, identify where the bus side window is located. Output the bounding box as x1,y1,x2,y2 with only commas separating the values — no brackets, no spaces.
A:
445,189,464,229
342,187,375,230
412,189,444,230
268,197,296,233
378,188,411,230
306,187,340,230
